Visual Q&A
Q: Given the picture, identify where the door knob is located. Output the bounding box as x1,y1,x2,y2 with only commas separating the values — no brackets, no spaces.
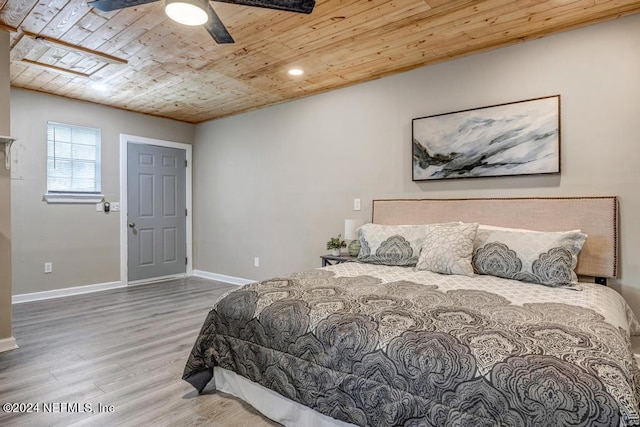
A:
129,222,135,228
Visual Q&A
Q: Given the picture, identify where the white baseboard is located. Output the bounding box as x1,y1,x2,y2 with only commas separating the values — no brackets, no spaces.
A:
12,281,125,304
0,336,18,353
193,270,255,286
12,271,253,304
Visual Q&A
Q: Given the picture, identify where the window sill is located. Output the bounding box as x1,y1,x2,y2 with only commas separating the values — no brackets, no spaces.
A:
43,193,105,204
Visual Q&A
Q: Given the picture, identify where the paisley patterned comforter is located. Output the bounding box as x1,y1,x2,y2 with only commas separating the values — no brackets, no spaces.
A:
183,263,640,426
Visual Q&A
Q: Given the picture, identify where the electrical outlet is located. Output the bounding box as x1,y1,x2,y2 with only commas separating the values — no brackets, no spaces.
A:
354,198,361,211
111,202,120,212
254,257,260,267
44,262,52,274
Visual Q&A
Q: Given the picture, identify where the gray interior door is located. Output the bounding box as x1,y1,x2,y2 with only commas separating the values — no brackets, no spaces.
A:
127,143,186,282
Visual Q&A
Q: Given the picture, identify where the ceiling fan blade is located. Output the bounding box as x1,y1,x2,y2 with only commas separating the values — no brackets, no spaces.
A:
88,0,158,12
213,0,315,14
203,3,235,44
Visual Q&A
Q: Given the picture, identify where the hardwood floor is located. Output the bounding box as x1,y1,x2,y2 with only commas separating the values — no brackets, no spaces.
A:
0,277,280,426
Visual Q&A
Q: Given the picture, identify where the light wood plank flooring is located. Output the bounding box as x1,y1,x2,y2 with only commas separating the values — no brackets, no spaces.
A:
0,277,280,426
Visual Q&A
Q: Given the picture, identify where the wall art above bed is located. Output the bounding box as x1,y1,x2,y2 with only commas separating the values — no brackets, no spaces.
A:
412,95,560,180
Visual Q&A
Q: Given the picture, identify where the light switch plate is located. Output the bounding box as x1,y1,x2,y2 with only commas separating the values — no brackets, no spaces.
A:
354,198,361,211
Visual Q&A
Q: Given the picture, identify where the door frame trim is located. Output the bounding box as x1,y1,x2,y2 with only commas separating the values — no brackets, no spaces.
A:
119,134,193,285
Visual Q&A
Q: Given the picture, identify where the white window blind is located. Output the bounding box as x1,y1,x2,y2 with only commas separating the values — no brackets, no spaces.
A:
47,122,102,194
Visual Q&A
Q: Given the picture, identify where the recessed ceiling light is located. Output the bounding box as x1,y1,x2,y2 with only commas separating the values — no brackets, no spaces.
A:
91,82,108,92
288,68,304,76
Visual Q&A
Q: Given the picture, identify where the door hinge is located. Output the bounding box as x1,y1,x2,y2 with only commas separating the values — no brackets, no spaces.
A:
185,160,188,167
185,208,188,216
185,257,188,265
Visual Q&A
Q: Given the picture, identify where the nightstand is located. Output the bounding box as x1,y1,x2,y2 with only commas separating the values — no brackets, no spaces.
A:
320,254,358,267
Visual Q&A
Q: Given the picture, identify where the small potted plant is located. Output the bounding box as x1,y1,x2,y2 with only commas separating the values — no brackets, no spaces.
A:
326,234,346,256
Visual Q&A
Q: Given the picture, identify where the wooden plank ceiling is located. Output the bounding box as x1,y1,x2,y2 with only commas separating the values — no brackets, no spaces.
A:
1,0,640,124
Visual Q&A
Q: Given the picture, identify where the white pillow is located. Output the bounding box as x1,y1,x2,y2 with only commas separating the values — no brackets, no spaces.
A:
472,225,587,288
416,222,479,276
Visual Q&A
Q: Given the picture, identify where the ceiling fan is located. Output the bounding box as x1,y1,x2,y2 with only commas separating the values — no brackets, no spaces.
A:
87,0,316,44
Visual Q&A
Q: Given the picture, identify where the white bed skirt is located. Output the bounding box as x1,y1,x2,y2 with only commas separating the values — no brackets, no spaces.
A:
214,367,357,427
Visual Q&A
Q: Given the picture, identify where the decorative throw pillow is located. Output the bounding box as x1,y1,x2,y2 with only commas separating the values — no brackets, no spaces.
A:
357,223,459,266
416,222,479,276
472,225,587,289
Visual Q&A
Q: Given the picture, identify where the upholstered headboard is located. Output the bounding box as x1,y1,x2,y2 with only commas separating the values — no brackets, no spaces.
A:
372,197,618,279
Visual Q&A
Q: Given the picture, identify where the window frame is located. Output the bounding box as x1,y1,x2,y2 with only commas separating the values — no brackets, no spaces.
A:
44,121,105,204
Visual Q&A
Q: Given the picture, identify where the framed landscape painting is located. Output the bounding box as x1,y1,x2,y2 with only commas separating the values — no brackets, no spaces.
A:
412,95,560,181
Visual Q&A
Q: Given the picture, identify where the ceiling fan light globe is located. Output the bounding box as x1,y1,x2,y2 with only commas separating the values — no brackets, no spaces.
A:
165,0,208,26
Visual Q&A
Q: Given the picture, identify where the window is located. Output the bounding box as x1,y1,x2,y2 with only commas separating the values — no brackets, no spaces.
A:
45,122,103,203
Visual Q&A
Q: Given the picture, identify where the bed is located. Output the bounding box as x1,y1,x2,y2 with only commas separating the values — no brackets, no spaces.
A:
183,197,640,426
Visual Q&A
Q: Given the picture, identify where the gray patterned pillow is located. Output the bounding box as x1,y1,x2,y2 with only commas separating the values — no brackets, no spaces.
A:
357,223,459,266
416,222,479,276
472,225,587,289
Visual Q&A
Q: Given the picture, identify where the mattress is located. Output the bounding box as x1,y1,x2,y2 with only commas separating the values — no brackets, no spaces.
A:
184,263,640,426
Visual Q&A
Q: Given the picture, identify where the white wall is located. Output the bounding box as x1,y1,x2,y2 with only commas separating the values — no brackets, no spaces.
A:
10,90,195,294
193,14,640,316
